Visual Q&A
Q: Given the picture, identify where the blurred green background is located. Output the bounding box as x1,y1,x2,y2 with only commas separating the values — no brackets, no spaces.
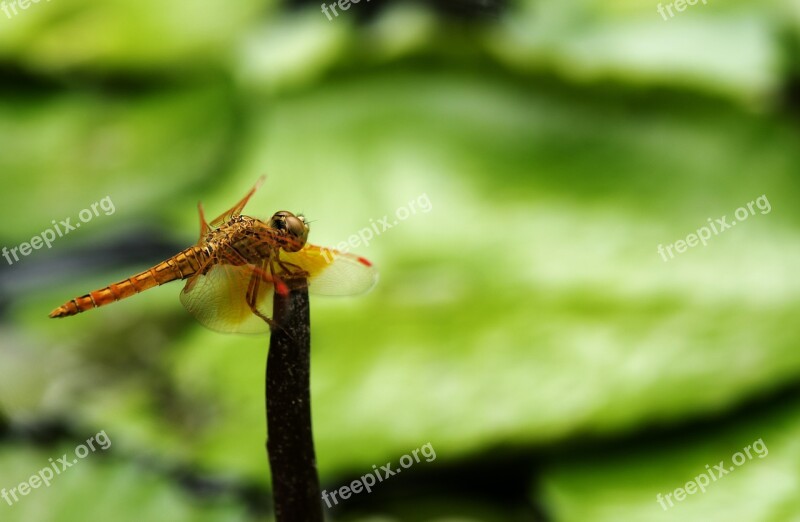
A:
2,0,800,520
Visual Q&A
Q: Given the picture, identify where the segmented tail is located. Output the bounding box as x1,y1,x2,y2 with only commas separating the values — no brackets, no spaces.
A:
49,246,208,318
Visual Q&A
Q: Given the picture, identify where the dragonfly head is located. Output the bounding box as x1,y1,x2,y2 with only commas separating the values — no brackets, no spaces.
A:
269,211,309,252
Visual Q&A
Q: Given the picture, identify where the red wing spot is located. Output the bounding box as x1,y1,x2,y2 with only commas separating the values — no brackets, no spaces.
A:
357,257,372,267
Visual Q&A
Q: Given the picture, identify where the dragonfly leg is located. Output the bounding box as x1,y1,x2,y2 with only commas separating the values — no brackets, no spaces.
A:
246,265,278,329
276,259,309,279
269,259,304,296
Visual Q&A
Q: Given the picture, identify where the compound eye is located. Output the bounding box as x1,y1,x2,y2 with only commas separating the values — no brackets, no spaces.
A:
269,211,292,231
283,215,309,252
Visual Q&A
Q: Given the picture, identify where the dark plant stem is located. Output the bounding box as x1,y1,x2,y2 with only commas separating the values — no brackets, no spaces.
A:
266,277,324,522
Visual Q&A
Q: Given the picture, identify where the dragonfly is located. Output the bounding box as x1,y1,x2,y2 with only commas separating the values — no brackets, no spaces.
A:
49,178,377,333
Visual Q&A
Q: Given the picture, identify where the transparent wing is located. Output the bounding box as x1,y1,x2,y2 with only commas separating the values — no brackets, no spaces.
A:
180,243,376,332
280,244,378,296
180,263,274,334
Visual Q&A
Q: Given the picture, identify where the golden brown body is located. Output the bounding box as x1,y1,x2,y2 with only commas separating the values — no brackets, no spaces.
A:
48,213,288,318
48,245,209,318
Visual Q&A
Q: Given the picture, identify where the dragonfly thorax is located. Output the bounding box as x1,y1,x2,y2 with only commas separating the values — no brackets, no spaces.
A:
204,212,308,266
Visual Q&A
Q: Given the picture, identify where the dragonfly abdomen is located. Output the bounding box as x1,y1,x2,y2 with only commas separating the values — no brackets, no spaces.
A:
49,245,208,318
